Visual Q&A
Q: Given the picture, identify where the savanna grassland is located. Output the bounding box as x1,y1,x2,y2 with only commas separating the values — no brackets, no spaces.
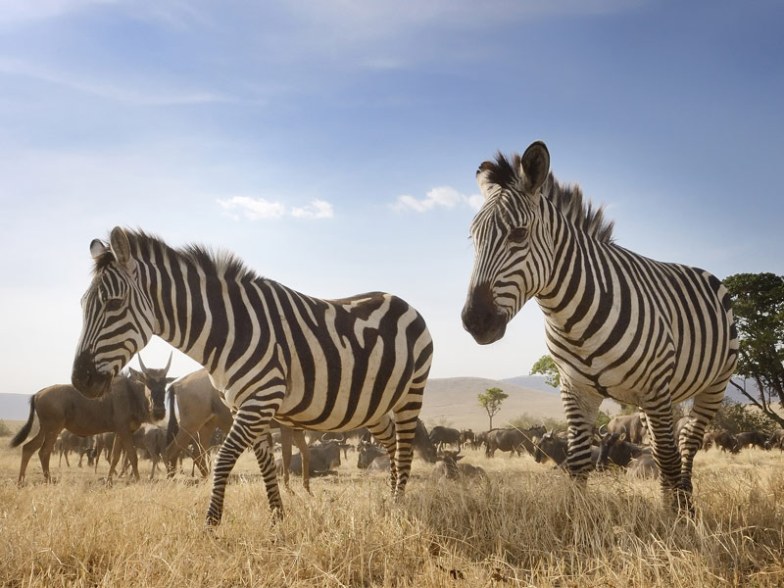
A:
2,438,784,588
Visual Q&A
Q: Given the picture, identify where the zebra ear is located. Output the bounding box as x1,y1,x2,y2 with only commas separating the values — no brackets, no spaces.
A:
109,226,132,268
90,239,109,260
519,141,550,193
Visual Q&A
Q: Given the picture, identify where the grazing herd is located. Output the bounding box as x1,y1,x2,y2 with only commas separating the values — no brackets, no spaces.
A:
13,379,778,493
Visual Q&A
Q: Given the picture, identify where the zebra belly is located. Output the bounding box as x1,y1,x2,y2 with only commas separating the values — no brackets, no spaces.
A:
274,378,411,431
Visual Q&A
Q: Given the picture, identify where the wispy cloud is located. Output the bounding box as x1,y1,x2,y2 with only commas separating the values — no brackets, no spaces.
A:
0,57,231,106
217,196,334,221
393,186,482,213
292,199,334,219
0,0,107,25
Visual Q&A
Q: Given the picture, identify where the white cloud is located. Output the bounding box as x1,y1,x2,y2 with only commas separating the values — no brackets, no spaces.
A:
292,199,334,219
217,196,335,221
217,196,286,221
393,186,482,213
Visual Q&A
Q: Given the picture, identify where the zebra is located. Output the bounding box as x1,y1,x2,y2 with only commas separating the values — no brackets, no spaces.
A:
71,227,434,526
461,140,738,513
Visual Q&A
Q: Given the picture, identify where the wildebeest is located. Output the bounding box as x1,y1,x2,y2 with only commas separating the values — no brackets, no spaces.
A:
735,430,769,451
431,450,487,481
136,424,168,480
357,442,387,469
485,426,546,458
164,368,312,489
56,431,94,468
358,419,436,470
286,440,342,477
596,431,650,469
605,413,648,444
92,432,115,471
429,426,462,451
459,429,476,449
535,432,605,469
10,375,150,483
534,431,569,466
627,453,659,480
702,430,739,453
765,429,784,451
164,368,234,477
128,353,175,423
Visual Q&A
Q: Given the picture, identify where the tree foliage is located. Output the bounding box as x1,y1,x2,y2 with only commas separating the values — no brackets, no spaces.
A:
530,355,561,388
478,387,509,430
712,399,777,435
723,272,784,427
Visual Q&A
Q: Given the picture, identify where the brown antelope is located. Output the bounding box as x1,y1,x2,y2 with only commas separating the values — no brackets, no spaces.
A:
10,375,151,484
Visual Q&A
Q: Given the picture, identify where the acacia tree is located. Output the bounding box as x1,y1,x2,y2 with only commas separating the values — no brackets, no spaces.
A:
478,387,509,430
530,354,560,388
723,272,784,428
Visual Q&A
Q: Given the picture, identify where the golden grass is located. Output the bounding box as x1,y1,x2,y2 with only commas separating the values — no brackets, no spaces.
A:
1,444,784,587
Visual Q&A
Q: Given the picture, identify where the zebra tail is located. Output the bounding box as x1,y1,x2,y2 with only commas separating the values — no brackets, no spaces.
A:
166,388,179,445
9,395,36,448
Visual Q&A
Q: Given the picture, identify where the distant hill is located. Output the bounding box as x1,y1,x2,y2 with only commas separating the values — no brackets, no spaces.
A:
0,377,565,428
420,376,566,431
0,376,758,429
0,393,29,422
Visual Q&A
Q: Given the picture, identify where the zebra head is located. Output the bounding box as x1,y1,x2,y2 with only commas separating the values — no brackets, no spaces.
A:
72,227,156,397
462,141,552,344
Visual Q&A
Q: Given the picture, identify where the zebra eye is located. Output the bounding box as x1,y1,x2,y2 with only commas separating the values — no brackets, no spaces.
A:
105,298,123,312
508,227,528,243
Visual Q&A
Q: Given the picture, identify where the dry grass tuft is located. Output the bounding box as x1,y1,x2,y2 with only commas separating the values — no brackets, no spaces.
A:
2,445,784,587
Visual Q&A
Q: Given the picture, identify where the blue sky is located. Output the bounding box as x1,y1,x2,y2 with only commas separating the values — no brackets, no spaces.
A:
1,0,782,397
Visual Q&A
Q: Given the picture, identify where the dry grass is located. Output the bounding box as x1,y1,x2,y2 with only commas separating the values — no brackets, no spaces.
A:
2,444,784,587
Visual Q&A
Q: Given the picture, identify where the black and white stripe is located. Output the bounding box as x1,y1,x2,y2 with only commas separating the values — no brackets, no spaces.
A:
462,141,738,511
72,227,433,525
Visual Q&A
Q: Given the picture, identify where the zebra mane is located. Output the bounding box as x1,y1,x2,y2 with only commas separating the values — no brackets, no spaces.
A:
95,229,259,282
485,153,615,244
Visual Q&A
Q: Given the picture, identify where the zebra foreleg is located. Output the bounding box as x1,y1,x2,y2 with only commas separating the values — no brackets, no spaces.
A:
561,388,601,482
206,399,281,526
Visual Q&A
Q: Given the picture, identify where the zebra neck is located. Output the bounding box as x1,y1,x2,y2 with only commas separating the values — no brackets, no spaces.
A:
534,215,614,336
135,251,282,379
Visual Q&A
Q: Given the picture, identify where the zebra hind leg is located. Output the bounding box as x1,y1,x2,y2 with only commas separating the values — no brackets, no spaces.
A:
643,398,687,514
391,412,419,500
677,383,726,515
367,415,397,495
252,436,284,520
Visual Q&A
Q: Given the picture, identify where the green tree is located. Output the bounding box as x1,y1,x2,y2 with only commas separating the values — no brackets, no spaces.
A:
530,354,560,388
478,387,509,430
724,272,784,428
712,398,777,435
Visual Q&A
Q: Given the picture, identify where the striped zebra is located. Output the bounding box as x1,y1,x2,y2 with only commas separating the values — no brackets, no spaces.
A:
461,141,738,512
71,228,433,526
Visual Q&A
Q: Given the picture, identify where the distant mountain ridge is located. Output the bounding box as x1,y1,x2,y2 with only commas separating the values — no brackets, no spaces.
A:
0,375,757,428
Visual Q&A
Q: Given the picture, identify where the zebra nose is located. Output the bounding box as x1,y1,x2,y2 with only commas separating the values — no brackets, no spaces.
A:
72,351,111,397
461,284,507,344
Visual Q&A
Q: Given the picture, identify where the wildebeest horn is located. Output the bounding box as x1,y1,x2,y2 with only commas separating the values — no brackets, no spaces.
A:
138,354,149,375
163,351,173,375
599,424,607,435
